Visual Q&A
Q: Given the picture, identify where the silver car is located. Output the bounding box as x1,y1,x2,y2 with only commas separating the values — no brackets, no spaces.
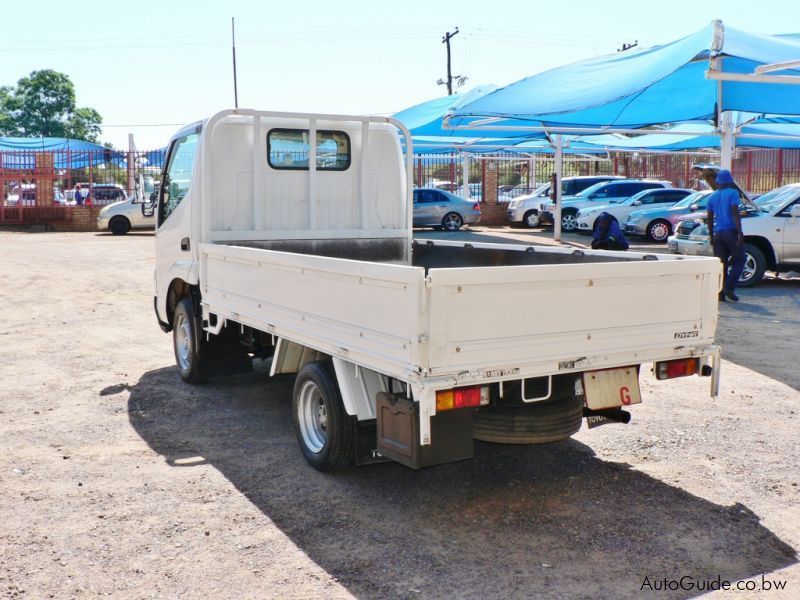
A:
413,188,481,231
624,190,712,242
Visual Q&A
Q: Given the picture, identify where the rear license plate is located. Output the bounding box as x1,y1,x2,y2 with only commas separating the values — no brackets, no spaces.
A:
583,367,641,410
667,240,677,251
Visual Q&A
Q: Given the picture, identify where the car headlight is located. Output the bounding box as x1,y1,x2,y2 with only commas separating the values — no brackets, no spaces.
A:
579,209,599,218
627,214,642,224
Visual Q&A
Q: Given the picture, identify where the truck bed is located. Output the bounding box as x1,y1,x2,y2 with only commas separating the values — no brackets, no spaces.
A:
199,238,721,383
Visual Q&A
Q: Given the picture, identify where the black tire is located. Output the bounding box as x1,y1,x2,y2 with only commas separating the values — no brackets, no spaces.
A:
646,219,672,242
473,390,583,444
442,212,463,231
561,209,579,232
109,216,131,235
292,361,355,470
523,210,540,228
737,243,766,288
172,297,209,384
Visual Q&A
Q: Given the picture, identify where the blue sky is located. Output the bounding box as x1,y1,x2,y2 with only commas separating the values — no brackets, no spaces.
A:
0,0,796,149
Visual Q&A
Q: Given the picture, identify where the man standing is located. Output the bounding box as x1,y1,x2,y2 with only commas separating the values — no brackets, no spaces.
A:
706,169,745,302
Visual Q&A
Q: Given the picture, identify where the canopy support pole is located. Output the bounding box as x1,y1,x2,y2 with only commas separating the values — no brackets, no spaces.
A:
720,111,734,170
553,134,563,242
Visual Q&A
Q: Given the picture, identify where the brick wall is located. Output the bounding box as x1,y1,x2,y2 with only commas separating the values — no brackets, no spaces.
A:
479,160,508,226
0,207,103,232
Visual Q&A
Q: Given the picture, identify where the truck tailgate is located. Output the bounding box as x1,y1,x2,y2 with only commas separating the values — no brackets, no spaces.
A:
425,257,721,374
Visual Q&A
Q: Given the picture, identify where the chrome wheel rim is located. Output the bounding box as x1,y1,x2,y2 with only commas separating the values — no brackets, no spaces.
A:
650,222,670,242
443,214,462,231
297,380,327,453
739,252,757,283
562,214,577,231
174,312,192,372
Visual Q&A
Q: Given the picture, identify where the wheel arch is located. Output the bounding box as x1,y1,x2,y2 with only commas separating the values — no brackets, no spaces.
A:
743,236,777,269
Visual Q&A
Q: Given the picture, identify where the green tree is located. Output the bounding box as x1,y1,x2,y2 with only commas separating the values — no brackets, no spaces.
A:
0,70,102,142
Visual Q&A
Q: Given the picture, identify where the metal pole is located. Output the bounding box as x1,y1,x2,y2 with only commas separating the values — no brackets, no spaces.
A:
720,111,734,170
231,17,239,109
127,133,135,198
554,134,563,242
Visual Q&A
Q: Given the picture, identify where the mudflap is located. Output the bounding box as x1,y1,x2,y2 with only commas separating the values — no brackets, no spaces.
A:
376,392,474,470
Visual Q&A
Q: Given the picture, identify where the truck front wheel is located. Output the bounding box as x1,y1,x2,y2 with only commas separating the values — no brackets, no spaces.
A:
172,297,209,384
292,361,355,470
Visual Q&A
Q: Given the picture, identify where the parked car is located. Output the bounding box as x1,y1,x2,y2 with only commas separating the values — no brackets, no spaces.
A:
575,188,692,234
624,190,713,242
97,193,157,235
542,179,674,231
413,188,481,231
506,175,623,228
456,183,512,203
667,183,800,286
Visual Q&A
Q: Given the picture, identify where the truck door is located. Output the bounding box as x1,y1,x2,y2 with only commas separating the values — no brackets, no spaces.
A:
155,130,200,319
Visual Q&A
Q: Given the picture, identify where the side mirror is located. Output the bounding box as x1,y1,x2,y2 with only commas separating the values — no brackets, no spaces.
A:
632,200,642,206
689,204,699,211
142,199,156,218
790,204,800,220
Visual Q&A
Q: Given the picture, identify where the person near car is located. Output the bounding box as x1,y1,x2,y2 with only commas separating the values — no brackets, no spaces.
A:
591,212,629,251
688,167,710,191
706,169,745,302
74,184,84,206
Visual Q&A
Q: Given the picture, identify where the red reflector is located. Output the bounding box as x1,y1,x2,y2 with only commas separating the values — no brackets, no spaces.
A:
655,358,699,380
453,386,482,408
472,202,481,212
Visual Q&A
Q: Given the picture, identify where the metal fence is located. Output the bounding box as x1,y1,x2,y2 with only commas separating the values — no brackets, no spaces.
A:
413,148,800,202
1,149,165,218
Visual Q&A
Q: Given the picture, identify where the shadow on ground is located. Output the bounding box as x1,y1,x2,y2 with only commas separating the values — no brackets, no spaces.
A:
127,366,796,599
716,275,800,391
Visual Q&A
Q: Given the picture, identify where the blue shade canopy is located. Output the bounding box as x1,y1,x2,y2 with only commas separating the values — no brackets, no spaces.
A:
0,136,123,170
450,22,800,129
393,85,546,139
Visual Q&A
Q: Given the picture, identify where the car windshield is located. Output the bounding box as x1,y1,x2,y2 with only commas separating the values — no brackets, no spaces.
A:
672,191,710,209
753,185,800,213
574,181,610,197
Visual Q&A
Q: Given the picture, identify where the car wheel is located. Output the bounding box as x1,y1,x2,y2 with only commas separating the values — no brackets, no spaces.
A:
523,210,540,228
442,212,463,231
561,210,578,232
109,216,131,235
292,361,355,470
172,297,209,384
738,244,766,288
647,220,672,242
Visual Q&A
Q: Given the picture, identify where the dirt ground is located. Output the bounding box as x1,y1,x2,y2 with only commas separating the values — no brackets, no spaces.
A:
1,231,798,599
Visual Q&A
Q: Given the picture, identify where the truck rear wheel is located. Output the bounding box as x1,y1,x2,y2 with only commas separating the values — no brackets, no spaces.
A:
109,216,130,235
292,361,355,470
172,297,210,384
473,392,583,444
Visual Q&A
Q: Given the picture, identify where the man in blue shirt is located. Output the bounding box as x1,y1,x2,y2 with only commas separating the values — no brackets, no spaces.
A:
706,169,745,302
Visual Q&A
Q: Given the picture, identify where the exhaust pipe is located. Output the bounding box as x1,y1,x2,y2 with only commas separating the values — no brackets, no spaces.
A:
583,407,631,424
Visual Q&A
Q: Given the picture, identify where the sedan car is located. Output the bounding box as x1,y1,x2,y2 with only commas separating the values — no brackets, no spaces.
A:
413,188,481,231
667,183,800,286
575,188,691,234
624,190,713,242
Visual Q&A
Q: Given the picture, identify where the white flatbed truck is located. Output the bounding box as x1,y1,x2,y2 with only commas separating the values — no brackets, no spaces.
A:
153,109,722,470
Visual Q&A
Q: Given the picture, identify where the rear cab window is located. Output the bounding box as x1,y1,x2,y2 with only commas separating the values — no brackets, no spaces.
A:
267,129,351,170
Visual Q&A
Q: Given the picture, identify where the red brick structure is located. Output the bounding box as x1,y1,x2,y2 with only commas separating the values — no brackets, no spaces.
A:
479,159,509,226
0,206,103,232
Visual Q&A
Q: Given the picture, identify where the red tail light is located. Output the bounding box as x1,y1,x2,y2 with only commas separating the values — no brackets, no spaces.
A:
436,385,490,411
655,358,699,380
472,202,481,212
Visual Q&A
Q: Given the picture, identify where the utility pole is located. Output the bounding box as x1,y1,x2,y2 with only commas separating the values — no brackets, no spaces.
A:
617,40,638,52
441,28,460,95
231,17,239,108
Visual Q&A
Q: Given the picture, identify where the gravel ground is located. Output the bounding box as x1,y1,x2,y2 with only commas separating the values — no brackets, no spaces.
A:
1,231,798,599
